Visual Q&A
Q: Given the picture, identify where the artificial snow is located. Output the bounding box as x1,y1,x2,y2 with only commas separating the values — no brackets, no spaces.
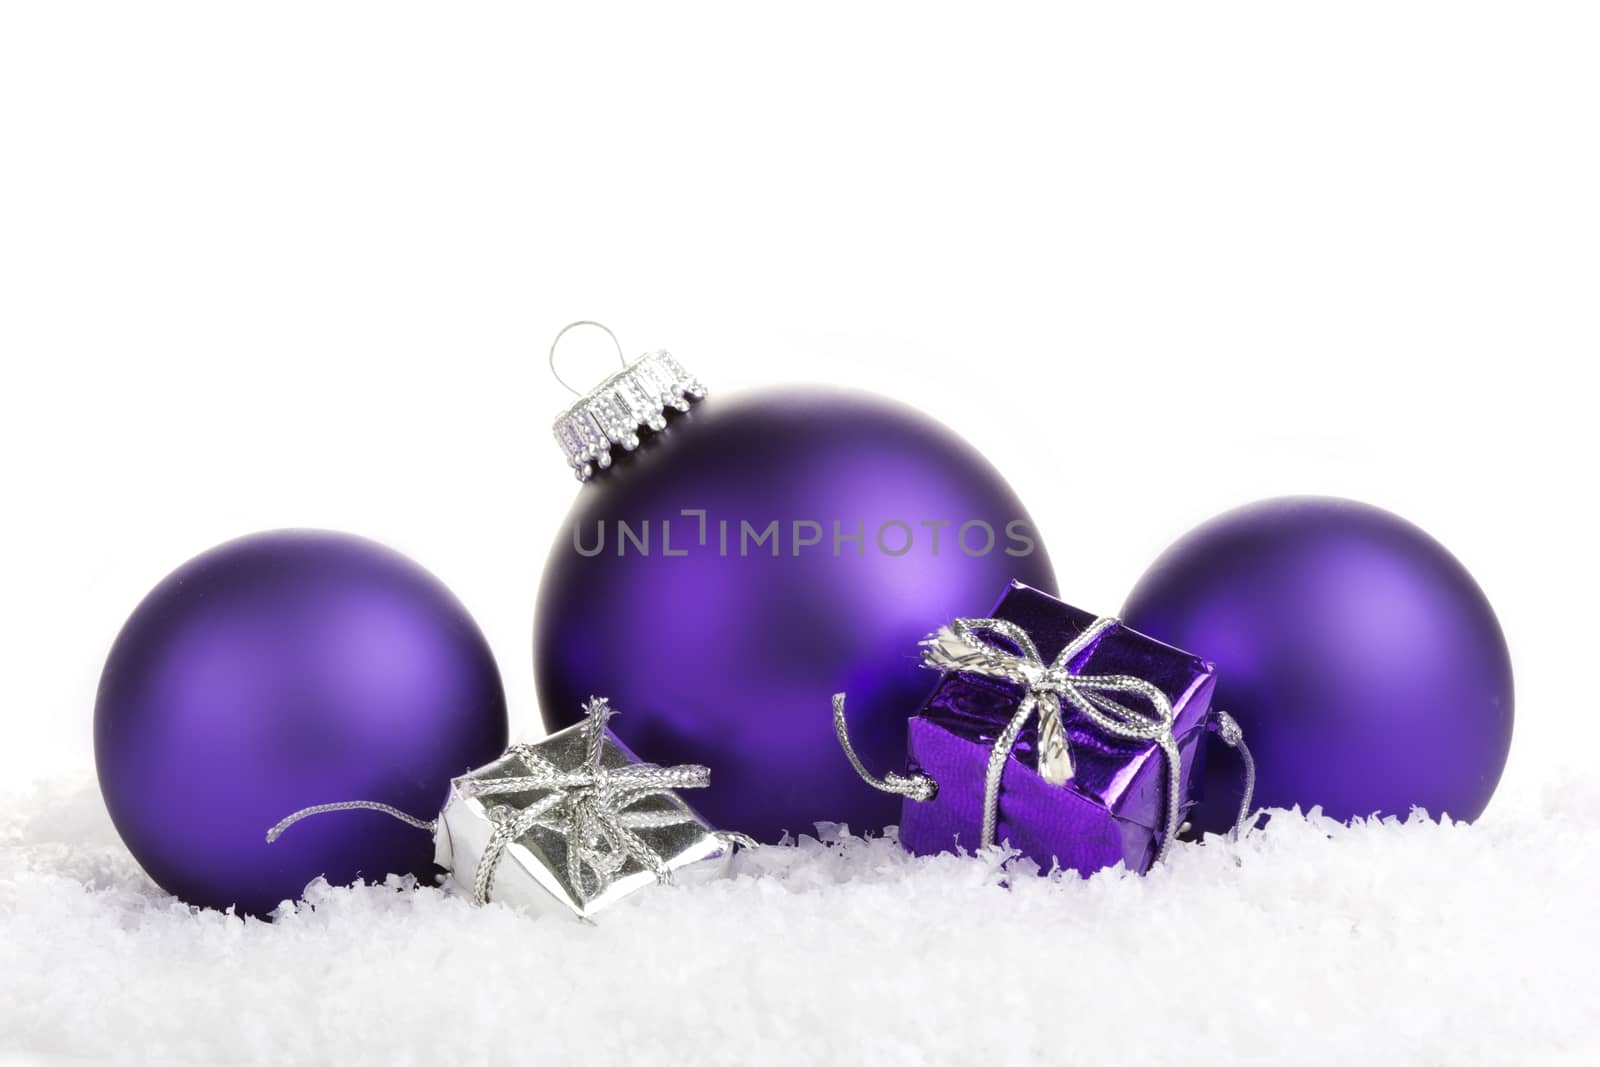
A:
2,774,1597,1066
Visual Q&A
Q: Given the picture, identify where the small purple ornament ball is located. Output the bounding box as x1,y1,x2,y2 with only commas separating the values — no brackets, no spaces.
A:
1122,497,1512,831
535,387,1056,842
95,530,508,917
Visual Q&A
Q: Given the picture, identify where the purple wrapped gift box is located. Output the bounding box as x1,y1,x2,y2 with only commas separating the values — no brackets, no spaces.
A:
881,581,1230,876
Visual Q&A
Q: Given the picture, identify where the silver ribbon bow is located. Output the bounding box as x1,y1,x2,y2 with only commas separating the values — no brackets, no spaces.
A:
835,615,1255,865
268,697,746,906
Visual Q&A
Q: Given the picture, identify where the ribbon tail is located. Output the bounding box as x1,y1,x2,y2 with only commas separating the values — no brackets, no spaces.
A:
832,693,938,802
1210,710,1256,837
265,800,436,844
1151,735,1182,867
981,693,1039,850
1032,693,1074,786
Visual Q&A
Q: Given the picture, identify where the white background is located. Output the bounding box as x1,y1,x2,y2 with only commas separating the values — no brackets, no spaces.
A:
1,3,1595,809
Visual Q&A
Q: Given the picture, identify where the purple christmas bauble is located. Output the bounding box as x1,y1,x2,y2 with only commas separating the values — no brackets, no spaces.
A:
1122,497,1512,831
95,530,508,917
535,386,1056,842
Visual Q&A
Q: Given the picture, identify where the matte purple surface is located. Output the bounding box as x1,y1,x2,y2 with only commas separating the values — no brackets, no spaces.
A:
534,387,1057,842
1123,496,1514,831
900,582,1216,875
95,530,508,917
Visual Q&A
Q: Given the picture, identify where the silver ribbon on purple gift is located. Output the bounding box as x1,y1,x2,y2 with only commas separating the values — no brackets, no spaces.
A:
835,615,1255,865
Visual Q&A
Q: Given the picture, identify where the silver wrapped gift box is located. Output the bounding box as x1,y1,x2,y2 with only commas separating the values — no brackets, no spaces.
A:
433,698,743,919
267,697,746,921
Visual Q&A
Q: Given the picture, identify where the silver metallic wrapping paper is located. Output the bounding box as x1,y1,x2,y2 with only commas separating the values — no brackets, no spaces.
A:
432,709,739,919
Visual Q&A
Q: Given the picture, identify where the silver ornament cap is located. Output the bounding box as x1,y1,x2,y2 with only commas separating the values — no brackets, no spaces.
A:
548,321,706,481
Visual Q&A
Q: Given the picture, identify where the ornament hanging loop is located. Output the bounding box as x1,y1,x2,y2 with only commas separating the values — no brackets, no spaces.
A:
548,320,629,397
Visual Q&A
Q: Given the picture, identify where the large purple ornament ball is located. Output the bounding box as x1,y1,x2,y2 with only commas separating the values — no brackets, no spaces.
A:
95,530,508,917
535,387,1056,842
1122,497,1512,831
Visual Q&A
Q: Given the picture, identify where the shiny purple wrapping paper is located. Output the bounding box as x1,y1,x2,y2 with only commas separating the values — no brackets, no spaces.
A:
899,582,1217,875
